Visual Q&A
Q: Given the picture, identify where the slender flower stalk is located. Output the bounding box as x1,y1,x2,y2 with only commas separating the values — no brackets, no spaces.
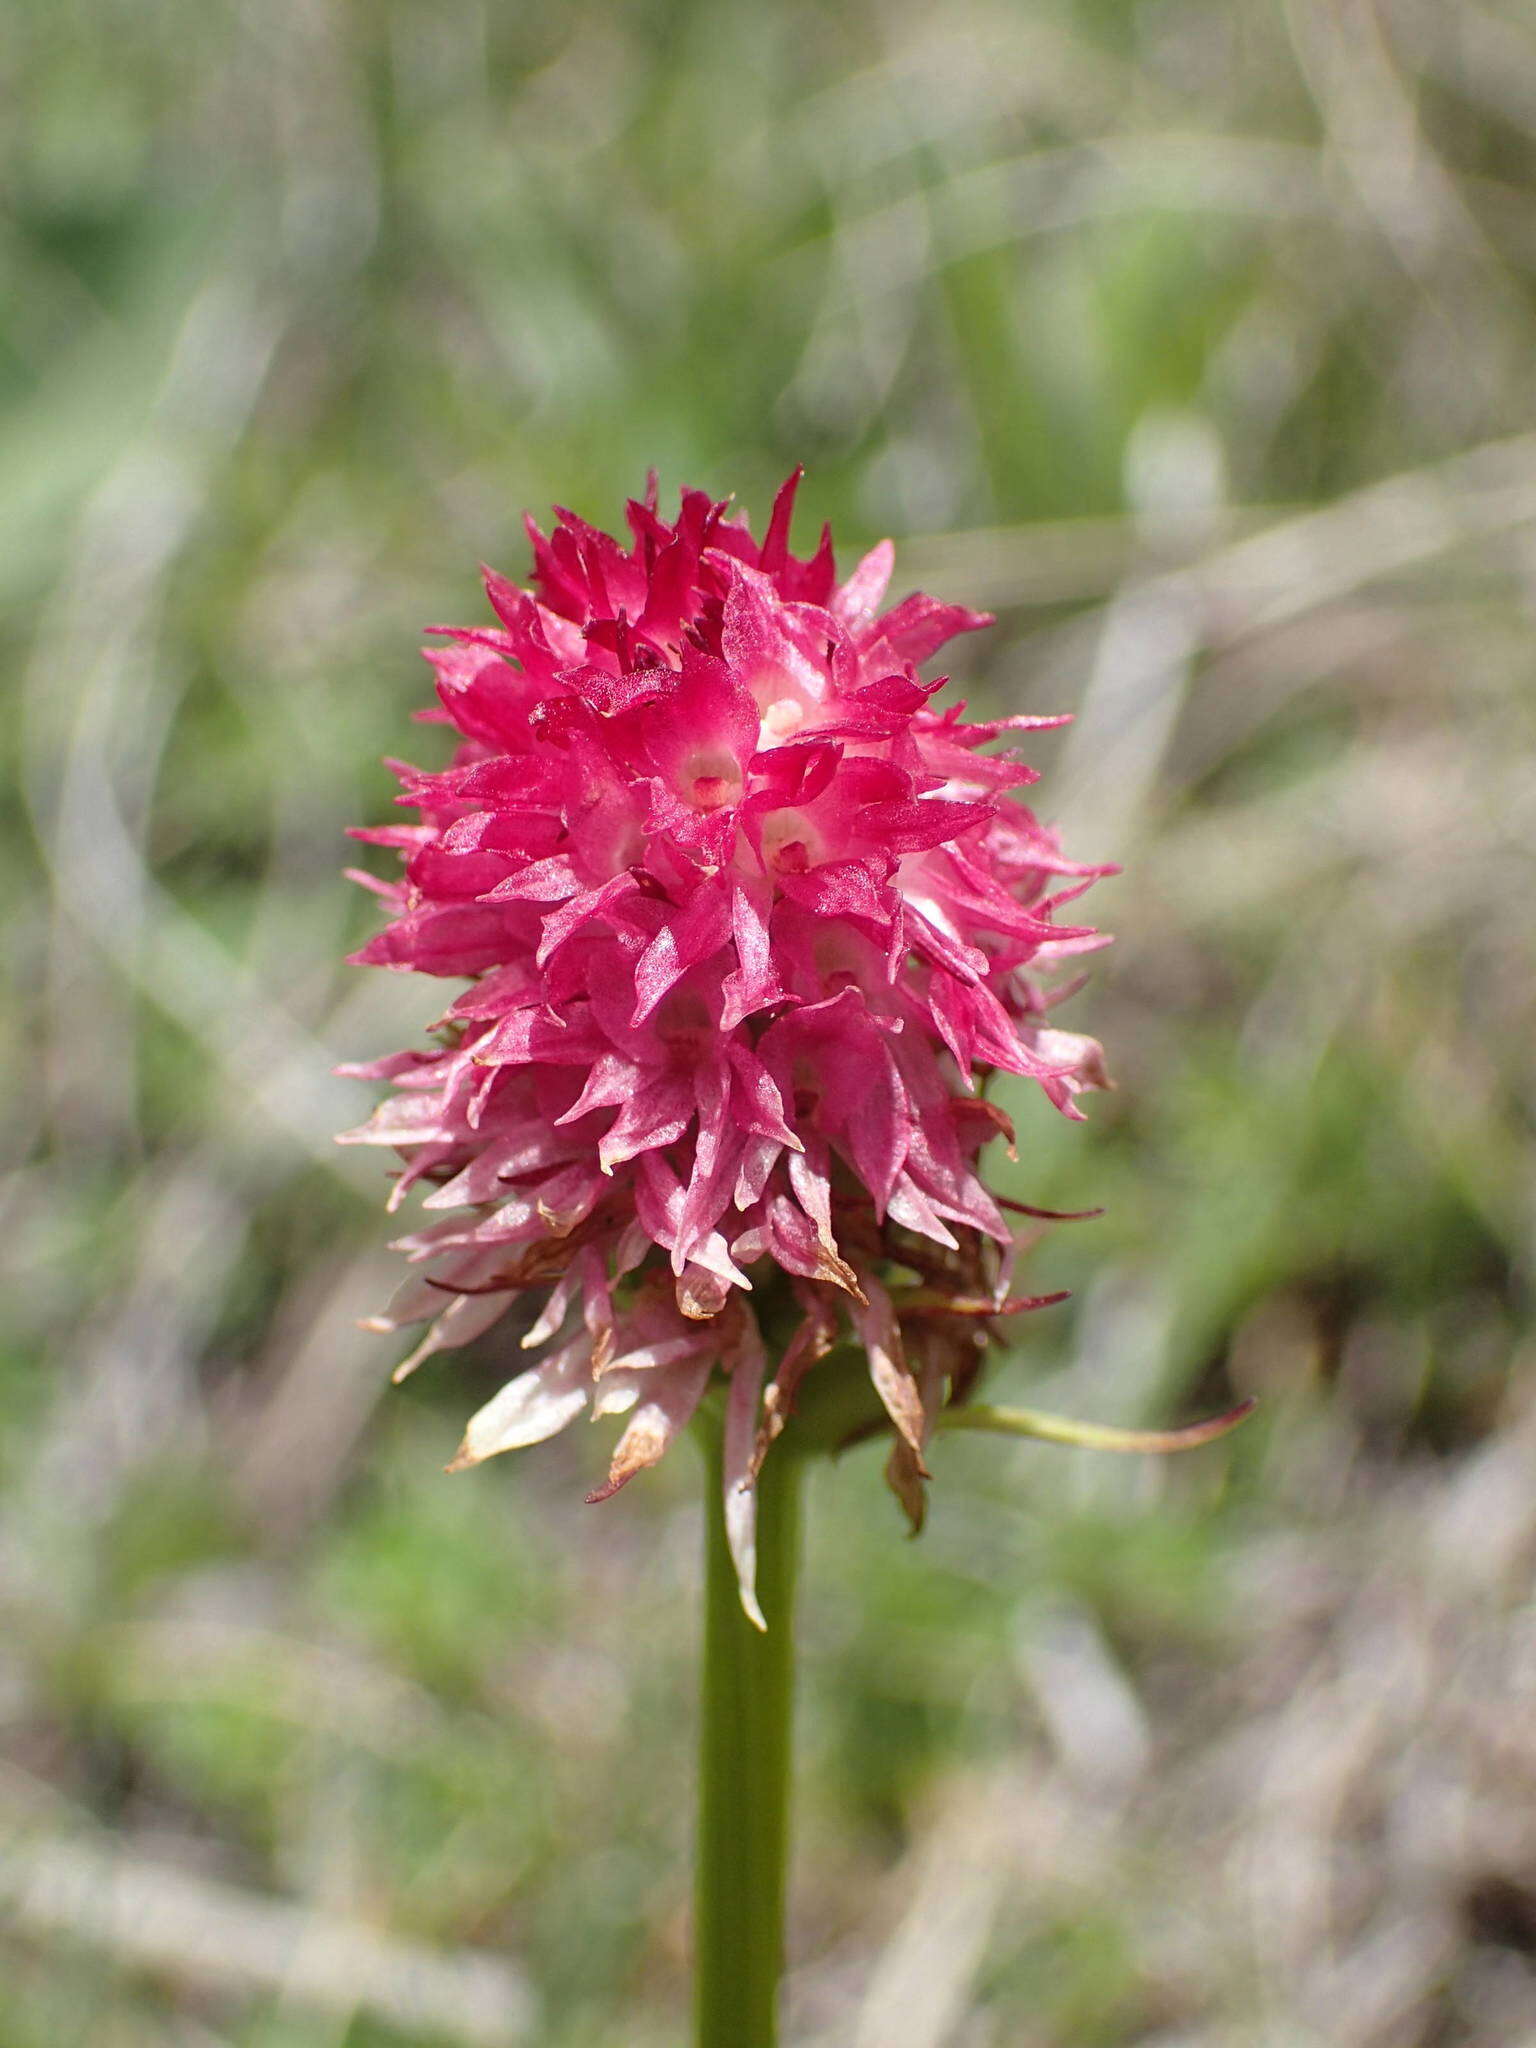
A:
695,1415,801,2048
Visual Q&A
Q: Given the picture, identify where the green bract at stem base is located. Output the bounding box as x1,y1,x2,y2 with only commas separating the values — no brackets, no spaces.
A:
935,1396,1257,1454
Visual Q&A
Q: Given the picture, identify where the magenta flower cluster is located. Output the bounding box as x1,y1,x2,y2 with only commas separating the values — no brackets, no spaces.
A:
342,473,1110,1618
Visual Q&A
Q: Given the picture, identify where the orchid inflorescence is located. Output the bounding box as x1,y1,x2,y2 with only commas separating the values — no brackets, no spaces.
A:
341,472,1117,1620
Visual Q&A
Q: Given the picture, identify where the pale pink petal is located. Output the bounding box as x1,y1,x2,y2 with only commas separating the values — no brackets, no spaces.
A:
387,1288,518,1384
723,1318,768,1628
587,1360,713,1503
446,1337,593,1470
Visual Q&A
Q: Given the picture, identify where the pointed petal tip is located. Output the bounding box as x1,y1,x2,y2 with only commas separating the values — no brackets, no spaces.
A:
996,1289,1072,1315
998,1197,1107,1222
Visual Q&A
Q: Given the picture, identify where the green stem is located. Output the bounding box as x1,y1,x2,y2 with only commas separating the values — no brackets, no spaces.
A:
694,1426,802,2048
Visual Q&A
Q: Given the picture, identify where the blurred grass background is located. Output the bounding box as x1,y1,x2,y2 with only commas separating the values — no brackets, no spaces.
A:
4,1,1536,2042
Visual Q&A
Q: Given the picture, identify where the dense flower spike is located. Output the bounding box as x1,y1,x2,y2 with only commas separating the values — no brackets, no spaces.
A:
341,472,1113,1620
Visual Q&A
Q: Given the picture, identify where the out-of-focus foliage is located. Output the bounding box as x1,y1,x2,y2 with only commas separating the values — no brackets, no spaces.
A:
4,1,1534,2042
